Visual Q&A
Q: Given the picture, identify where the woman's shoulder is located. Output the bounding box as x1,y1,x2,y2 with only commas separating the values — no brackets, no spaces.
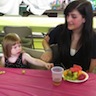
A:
50,24,64,33
48,24,64,37
56,24,65,29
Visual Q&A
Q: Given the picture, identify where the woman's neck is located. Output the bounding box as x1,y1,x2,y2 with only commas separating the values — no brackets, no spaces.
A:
72,32,81,41
72,24,83,35
71,30,82,50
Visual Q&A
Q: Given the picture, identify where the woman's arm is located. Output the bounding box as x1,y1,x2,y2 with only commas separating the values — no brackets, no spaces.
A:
40,36,53,62
41,24,63,62
42,35,50,50
89,59,96,72
89,34,96,72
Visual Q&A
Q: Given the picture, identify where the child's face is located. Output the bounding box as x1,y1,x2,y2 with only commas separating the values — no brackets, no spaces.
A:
11,43,22,56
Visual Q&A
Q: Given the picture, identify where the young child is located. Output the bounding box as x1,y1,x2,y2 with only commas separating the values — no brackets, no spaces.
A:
1,33,54,69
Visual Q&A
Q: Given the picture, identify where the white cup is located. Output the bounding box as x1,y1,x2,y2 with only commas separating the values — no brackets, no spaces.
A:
51,66,64,85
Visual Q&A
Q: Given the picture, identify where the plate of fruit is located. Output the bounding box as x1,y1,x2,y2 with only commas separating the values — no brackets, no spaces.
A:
62,64,89,83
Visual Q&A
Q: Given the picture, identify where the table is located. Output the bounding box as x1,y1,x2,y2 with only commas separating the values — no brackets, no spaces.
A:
0,67,96,96
0,16,64,32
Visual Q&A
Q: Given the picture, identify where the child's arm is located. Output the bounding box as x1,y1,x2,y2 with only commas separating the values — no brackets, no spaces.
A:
23,53,54,69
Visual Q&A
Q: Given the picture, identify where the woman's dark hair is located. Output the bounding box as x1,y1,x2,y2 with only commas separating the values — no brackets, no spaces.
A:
64,0,93,35
59,0,93,56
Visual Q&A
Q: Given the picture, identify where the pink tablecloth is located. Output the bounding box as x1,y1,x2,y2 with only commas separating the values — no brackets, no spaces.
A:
0,68,96,96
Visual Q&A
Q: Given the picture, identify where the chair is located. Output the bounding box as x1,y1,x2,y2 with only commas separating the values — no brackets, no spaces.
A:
3,26,34,48
23,47,43,59
23,47,47,70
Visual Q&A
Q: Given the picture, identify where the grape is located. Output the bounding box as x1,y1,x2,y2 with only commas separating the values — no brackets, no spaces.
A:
67,70,73,76
73,72,78,76
71,72,78,80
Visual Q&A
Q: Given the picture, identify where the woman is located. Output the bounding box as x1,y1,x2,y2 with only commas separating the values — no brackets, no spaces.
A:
41,0,96,72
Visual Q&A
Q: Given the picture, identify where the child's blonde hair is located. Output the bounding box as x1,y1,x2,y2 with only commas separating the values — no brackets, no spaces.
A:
2,33,21,58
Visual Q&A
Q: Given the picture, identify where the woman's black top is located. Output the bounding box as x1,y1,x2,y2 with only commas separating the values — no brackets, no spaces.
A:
48,24,96,71
49,24,64,45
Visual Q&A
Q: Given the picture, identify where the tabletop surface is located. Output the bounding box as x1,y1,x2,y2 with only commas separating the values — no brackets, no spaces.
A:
0,67,96,96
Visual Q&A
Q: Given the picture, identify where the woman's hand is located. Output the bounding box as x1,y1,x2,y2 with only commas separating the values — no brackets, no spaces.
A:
40,51,52,62
44,35,50,43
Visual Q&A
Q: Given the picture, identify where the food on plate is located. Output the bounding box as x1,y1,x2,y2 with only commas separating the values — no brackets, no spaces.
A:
78,74,86,80
63,64,86,81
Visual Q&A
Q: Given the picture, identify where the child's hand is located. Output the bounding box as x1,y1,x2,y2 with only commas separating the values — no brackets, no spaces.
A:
45,63,54,69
